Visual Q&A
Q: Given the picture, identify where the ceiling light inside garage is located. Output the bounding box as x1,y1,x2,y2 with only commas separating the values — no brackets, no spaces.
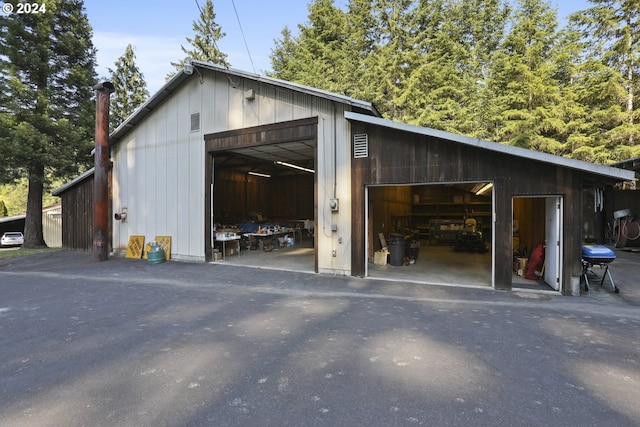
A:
248,171,271,178
475,183,493,195
275,161,315,174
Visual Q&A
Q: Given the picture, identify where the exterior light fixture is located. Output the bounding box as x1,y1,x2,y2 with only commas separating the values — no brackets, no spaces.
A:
183,62,203,84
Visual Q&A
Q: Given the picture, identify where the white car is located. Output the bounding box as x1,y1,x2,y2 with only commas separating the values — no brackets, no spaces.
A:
1,232,24,247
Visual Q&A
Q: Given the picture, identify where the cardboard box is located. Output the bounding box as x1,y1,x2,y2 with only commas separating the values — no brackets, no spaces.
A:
374,250,389,265
516,257,528,276
213,252,222,261
224,240,239,256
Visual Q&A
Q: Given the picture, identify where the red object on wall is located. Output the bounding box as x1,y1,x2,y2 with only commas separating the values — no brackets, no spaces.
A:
526,243,545,280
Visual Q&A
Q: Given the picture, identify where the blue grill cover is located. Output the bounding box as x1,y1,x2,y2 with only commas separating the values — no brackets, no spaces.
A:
582,245,615,262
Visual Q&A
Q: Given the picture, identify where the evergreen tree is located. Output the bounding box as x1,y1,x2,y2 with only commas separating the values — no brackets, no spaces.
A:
0,200,7,217
269,27,300,82
0,0,97,248
340,0,377,99
361,0,416,120
570,0,640,161
486,0,563,153
279,0,349,94
269,0,372,98
169,0,229,77
108,44,149,131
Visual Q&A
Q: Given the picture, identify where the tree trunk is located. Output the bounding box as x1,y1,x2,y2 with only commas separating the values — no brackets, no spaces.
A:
23,165,47,249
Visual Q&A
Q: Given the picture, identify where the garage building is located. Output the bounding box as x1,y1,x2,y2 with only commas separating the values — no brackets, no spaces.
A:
57,61,636,296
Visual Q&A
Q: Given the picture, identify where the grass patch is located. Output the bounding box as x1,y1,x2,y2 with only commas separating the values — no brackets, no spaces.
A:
0,247,60,261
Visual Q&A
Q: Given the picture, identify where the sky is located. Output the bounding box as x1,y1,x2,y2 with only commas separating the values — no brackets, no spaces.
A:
81,0,591,95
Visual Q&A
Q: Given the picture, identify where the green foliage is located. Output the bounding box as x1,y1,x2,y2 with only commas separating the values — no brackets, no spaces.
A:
169,0,229,78
0,200,7,217
0,178,64,217
109,44,150,131
0,0,97,247
268,0,640,165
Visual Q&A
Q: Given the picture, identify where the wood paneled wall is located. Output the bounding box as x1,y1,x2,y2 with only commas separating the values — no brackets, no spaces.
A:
351,122,590,294
59,175,94,252
513,197,545,253
368,186,412,255
214,169,313,223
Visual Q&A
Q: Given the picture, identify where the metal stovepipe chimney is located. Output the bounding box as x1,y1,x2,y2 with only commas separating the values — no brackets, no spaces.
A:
93,81,115,261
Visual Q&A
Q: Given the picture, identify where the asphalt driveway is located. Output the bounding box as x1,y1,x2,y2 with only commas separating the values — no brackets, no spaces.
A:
1,251,639,426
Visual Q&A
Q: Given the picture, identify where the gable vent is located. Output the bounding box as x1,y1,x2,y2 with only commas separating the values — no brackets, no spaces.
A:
190,112,200,132
353,133,369,158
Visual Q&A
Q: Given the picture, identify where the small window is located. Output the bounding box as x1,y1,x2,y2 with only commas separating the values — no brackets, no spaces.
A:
190,112,200,132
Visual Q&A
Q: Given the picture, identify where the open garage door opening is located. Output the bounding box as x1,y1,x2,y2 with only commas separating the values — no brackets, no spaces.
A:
365,182,494,288
204,118,318,272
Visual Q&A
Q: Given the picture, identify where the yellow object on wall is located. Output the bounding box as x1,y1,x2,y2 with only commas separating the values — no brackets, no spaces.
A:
125,235,145,259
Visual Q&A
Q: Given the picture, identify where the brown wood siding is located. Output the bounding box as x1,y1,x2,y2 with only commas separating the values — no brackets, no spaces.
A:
204,117,318,148
60,176,94,252
367,186,413,258
213,169,313,223
351,122,596,295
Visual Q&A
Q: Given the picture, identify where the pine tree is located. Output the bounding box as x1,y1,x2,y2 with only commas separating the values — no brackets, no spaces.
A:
0,0,97,248
269,0,370,98
272,0,349,94
397,0,509,134
486,0,563,153
108,44,149,131
269,27,300,82
340,0,377,99
570,0,640,161
169,0,229,77
361,0,416,120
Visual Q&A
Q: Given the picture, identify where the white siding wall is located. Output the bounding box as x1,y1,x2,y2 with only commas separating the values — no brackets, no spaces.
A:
112,70,353,274
43,206,62,248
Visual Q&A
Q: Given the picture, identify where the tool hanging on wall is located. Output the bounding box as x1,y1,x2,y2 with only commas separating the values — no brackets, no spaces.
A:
594,187,604,212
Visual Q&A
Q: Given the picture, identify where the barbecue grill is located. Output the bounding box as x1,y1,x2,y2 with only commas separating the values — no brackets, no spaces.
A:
581,245,618,293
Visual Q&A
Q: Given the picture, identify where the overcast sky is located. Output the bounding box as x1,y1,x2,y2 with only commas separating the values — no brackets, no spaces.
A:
81,0,590,95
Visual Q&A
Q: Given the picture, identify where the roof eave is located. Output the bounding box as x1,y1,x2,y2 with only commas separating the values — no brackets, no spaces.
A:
108,62,381,148
52,167,95,196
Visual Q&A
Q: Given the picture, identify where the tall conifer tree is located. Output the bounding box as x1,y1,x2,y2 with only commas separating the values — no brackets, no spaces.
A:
570,0,640,161
109,44,149,131
486,0,562,152
0,0,97,248
170,0,229,77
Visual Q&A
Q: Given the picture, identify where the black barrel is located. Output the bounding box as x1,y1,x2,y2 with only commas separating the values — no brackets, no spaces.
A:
388,234,406,266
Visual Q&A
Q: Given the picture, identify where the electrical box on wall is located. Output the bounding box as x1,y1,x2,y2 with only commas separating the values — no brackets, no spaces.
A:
329,198,339,212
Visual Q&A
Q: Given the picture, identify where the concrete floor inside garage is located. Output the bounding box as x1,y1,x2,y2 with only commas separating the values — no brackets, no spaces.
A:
217,237,553,291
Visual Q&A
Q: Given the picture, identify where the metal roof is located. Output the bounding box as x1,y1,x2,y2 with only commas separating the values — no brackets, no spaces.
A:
109,61,380,146
52,167,94,196
612,155,640,176
345,111,637,183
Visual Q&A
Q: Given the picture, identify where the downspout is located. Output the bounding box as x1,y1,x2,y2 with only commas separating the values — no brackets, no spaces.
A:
333,101,337,199
93,81,115,261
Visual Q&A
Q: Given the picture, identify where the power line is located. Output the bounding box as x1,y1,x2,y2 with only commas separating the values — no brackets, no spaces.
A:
230,0,256,74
